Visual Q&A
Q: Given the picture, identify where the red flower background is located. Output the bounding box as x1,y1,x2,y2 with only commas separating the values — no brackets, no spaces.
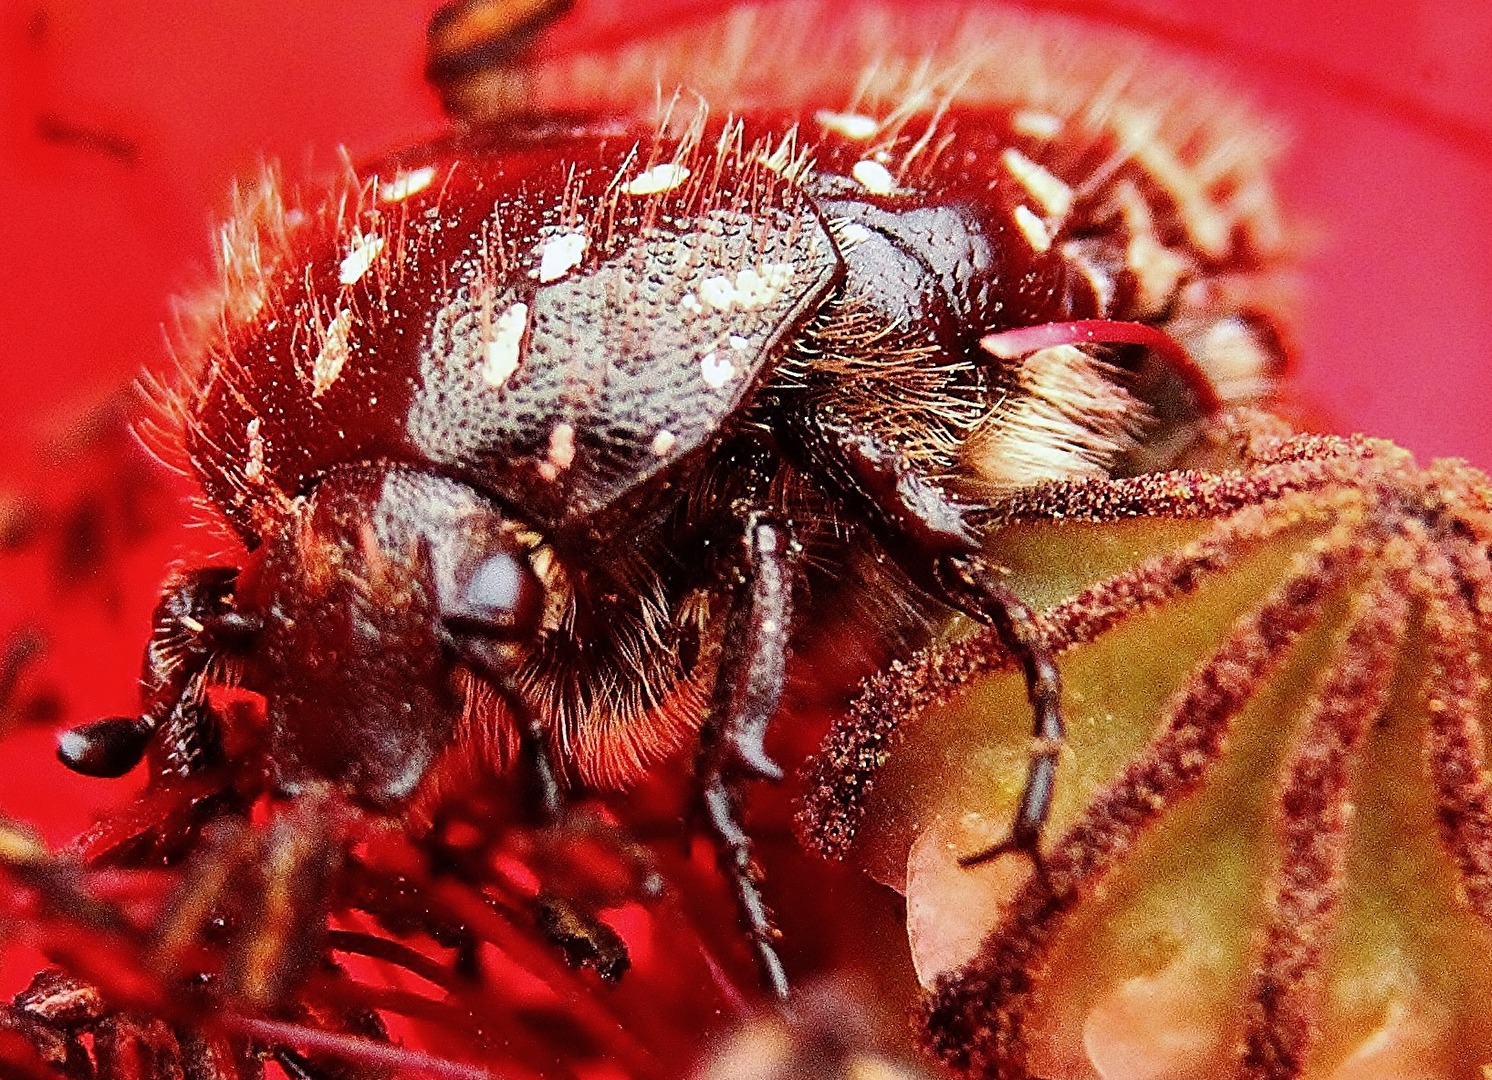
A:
0,0,1487,1072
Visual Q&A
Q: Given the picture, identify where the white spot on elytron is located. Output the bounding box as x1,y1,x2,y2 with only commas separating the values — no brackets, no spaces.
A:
378,165,436,203
623,163,691,196
814,110,879,140
699,277,736,310
728,335,749,351
339,233,384,285
537,232,588,283
1011,110,1063,140
650,429,677,456
244,416,266,483
697,264,795,312
837,222,873,246
679,292,704,316
700,352,737,390
851,159,896,195
1012,204,1052,253
546,423,576,473
312,308,355,396
1001,148,1073,218
482,302,528,387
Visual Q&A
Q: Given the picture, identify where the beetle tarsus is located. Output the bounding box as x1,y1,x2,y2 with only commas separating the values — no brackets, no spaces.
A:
933,552,1065,857
786,416,1067,874
700,773,790,1001
956,827,1056,898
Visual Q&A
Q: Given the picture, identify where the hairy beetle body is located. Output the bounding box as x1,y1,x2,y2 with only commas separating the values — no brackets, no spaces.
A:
39,0,1310,1041
174,94,1283,802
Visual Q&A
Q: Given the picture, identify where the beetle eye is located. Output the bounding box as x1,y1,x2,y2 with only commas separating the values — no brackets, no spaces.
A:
443,550,546,643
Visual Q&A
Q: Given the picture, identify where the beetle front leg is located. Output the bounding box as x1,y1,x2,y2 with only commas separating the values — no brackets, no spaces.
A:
785,414,1063,878
697,514,795,1000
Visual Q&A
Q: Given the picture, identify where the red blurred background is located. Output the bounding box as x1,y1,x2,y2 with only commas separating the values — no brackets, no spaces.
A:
0,0,1486,853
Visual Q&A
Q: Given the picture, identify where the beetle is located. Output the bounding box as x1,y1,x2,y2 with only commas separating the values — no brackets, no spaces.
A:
44,0,1292,1002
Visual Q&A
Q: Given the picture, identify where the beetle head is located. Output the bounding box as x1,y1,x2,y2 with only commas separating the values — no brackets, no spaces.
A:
240,465,545,809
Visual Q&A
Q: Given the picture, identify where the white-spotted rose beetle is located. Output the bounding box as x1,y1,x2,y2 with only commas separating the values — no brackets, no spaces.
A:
54,0,1285,997
6,2,1490,1079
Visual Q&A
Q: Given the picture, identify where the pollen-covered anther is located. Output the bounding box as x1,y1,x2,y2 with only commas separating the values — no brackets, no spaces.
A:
622,163,691,196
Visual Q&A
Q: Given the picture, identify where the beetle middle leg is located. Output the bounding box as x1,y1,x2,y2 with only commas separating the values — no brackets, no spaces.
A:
784,413,1064,879
696,513,796,1000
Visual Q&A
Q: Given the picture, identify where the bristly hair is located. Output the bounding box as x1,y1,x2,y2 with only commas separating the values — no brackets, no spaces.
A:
960,346,1154,489
137,160,305,540
528,1,1287,264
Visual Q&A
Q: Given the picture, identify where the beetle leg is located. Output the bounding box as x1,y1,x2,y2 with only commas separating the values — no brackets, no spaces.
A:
510,679,565,823
57,566,255,780
784,414,1063,877
697,514,795,1000
937,554,1062,883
